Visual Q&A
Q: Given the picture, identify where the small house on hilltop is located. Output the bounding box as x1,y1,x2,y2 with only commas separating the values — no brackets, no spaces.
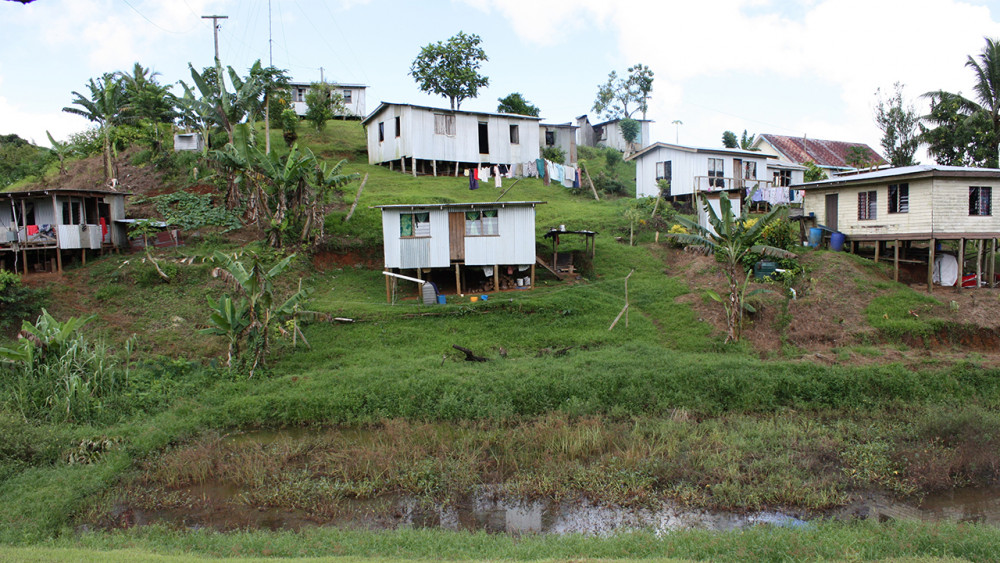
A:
752,133,886,179
797,165,1000,289
0,186,129,274
376,201,544,300
289,81,367,118
628,142,774,202
575,115,652,153
539,122,578,165
363,103,542,177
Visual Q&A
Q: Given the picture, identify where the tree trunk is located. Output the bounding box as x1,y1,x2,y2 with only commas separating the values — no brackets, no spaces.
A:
103,126,114,182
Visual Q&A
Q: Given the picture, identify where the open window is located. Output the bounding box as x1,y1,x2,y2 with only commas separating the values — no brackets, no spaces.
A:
464,209,499,236
858,190,877,220
888,183,909,213
400,212,430,238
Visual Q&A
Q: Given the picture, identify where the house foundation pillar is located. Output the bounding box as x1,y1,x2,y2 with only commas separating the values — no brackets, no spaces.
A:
957,238,965,292
927,238,935,292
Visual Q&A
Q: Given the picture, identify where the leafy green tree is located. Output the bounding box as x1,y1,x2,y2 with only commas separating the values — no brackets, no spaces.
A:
722,130,758,150
921,37,1000,167
920,90,995,166
62,74,131,182
722,130,738,148
0,135,54,187
874,82,919,167
179,59,265,146
668,193,795,343
45,131,73,176
496,92,539,116
620,117,640,155
120,62,176,153
304,82,345,131
592,63,654,120
280,108,299,148
201,251,314,377
803,161,826,182
845,146,876,169
410,31,489,110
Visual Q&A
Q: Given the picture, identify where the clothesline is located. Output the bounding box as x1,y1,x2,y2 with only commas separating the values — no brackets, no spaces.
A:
466,158,580,190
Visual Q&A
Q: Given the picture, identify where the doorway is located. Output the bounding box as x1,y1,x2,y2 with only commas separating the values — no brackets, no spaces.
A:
449,212,465,261
825,193,838,231
478,122,489,154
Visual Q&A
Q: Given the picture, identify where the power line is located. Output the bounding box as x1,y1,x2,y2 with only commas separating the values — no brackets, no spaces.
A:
120,0,193,34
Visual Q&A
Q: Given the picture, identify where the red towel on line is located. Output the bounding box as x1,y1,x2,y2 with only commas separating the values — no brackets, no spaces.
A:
26,225,38,236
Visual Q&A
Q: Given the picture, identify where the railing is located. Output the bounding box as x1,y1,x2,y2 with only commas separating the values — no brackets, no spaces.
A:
693,176,773,193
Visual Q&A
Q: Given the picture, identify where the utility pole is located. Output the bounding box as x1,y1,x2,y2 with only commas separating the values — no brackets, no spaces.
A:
201,15,228,62
265,0,272,154
319,67,324,83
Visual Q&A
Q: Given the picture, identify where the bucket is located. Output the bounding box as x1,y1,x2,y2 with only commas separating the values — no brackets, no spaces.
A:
480,294,488,301
436,295,446,305
830,231,846,251
516,278,524,287
808,227,823,248
470,296,479,302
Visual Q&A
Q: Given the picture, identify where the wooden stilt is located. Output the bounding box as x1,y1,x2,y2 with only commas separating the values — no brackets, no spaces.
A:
874,241,880,263
81,248,86,266
977,239,984,289
454,162,459,177
927,238,935,292
411,157,417,178
22,249,27,275
530,263,535,287
494,264,499,292
991,238,997,288
432,160,437,177
957,238,965,292
454,263,461,295
894,240,899,282
401,158,406,174
385,268,392,303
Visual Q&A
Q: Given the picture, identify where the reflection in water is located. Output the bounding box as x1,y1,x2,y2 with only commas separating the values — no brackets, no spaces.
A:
918,487,1000,524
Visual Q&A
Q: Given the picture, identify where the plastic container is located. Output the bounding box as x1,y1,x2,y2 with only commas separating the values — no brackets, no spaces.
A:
830,231,846,251
808,227,823,248
470,296,479,302
436,295,447,305
480,294,488,301
753,261,777,280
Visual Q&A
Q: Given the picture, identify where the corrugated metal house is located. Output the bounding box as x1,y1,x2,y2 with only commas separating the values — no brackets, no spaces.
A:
797,165,1000,288
173,132,204,152
575,115,652,153
0,187,129,273
376,201,544,297
289,81,367,118
540,122,577,165
628,142,773,200
362,102,541,176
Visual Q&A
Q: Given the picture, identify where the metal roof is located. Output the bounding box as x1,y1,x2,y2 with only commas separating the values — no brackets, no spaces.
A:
373,201,545,210
626,142,777,161
792,165,1000,189
362,102,544,125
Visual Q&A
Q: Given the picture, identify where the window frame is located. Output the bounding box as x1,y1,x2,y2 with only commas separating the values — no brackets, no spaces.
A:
464,209,500,237
774,169,792,187
509,124,519,144
395,116,401,138
858,190,877,220
434,113,456,136
544,130,556,147
342,89,352,104
378,122,385,143
708,157,725,188
888,183,909,214
399,212,431,238
970,186,993,216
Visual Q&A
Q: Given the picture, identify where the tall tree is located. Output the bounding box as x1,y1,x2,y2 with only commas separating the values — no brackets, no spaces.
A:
409,31,489,110
304,82,345,131
120,63,176,153
721,130,758,150
62,74,130,182
496,92,539,116
921,37,1000,167
722,130,739,149
874,82,919,167
592,63,654,120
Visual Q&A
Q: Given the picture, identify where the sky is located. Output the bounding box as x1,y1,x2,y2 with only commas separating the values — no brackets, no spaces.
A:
3,0,1000,162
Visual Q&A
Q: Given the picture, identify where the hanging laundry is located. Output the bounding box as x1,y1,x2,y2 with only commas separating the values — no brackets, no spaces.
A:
536,158,545,177
469,167,479,190
573,169,580,189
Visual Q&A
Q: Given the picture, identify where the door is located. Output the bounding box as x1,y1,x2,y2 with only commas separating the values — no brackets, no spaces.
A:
734,158,743,189
478,122,489,154
448,212,465,261
825,193,838,231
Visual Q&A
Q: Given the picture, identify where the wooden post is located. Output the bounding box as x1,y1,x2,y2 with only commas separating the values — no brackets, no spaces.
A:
411,157,417,178
454,263,461,295
530,263,535,288
454,161,459,177
977,239,983,290
21,249,27,275
927,238,935,292
874,241,880,264
81,248,86,266
625,269,632,328
957,238,965,292
401,158,406,175
991,238,997,288
893,240,900,282
494,264,499,292
385,268,392,303
432,160,437,177
50,194,63,273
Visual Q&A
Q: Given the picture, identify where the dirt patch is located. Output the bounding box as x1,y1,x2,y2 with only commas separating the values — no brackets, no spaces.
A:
312,248,383,270
658,246,1000,366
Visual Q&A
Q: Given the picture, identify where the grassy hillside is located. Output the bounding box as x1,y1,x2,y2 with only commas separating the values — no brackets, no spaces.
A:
2,120,1000,559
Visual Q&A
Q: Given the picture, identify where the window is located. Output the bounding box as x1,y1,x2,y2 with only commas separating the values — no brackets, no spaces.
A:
465,209,499,236
395,116,401,138
774,169,792,187
400,212,430,237
294,88,306,103
708,158,724,188
545,130,556,146
434,114,456,136
62,199,82,225
888,183,909,213
970,186,992,216
858,190,877,220
342,89,352,104
655,161,672,181
378,122,385,142
509,124,519,144
743,161,757,180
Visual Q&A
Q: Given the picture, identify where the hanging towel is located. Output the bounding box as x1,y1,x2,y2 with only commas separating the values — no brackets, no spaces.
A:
573,169,580,189
26,225,38,236
469,168,479,190
495,173,501,188
536,158,545,177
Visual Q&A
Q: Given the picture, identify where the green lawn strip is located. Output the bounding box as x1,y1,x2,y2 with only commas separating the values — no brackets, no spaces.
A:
21,521,1000,562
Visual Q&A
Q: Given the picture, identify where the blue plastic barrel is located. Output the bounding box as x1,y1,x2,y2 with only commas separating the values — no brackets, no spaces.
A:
830,232,846,251
436,295,447,305
808,227,823,248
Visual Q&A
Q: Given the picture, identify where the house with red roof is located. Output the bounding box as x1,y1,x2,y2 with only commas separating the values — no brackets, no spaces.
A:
751,133,886,178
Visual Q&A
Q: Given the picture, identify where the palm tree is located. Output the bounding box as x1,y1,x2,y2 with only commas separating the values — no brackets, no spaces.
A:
119,63,176,153
62,75,130,182
966,37,1000,166
668,193,795,343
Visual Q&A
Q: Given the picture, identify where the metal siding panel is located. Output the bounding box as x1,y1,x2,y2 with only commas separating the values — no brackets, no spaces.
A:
933,179,1000,234
58,225,81,248
382,210,401,268
34,199,55,224
427,210,450,267
399,238,430,269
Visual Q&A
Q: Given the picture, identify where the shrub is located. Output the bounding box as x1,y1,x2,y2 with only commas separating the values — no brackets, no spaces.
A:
0,271,43,332
592,172,628,196
138,191,242,232
541,145,566,164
